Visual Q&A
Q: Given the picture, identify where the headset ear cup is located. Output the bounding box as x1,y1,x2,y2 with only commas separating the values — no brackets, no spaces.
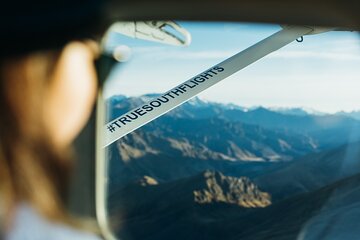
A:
95,54,119,88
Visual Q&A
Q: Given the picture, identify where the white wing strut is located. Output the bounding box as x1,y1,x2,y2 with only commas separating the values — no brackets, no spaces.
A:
102,25,314,148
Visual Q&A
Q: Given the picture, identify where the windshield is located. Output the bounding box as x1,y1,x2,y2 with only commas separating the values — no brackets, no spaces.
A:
100,22,360,240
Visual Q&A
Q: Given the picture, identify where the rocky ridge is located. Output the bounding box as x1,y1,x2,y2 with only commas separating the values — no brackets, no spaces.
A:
194,170,271,208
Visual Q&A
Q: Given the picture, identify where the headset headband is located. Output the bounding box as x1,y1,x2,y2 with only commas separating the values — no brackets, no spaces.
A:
0,0,106,57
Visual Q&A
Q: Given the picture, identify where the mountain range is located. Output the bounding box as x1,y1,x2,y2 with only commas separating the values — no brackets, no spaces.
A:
108,94,360,147
108,143,360,240
106,95,360,240
107,95,360,187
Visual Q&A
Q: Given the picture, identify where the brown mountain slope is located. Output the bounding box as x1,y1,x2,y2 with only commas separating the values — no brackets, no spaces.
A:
110,173,360,240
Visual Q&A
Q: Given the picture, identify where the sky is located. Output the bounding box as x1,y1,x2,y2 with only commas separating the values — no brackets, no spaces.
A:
103,22,360,113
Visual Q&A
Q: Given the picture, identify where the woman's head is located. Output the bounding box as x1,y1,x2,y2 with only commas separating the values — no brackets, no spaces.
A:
0,41,99,228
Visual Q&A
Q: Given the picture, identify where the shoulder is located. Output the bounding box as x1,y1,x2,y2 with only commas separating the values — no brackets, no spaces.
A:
5,204,101,240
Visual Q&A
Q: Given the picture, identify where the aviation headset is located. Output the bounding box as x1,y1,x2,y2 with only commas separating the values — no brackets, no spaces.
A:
0,1,108,57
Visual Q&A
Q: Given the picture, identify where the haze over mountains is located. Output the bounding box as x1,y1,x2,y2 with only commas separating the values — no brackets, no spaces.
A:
108,94,360,148
106,95,360,240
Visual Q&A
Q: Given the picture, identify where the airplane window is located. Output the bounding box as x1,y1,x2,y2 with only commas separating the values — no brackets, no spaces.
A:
98,22,360,240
